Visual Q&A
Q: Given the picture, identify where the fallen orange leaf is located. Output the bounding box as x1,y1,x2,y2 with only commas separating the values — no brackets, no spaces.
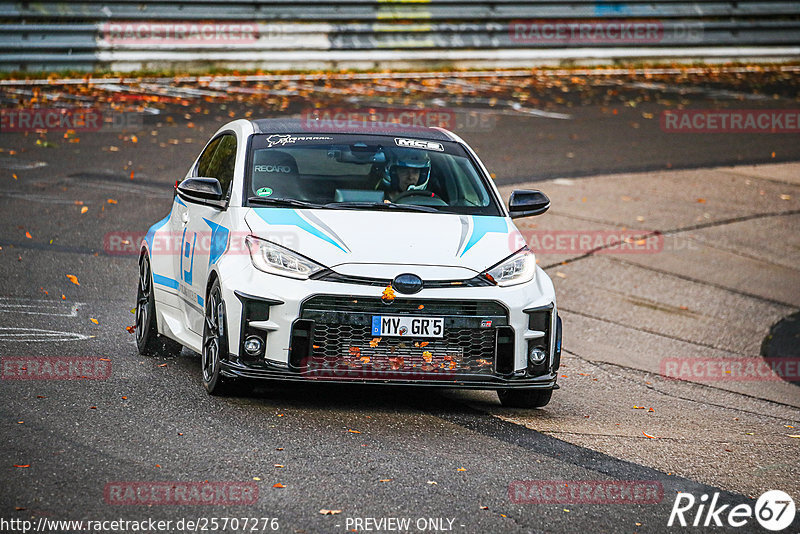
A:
642,431,656,439
381,285,395,301
348,429,361,434
107,199,117,204
25,231,32,239
90,318,98,324
13,464,30,468
273,483,285,488
80,206,88,214
66,274,79,285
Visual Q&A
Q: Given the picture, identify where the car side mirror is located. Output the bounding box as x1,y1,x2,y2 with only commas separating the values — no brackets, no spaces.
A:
508,189,550,218
177,177,224,204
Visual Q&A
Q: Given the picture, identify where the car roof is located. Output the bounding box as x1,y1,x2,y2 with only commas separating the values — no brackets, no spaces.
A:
249,118,457,142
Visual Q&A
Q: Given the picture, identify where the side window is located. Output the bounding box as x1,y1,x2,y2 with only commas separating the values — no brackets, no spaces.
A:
196,137,222,178
205,135,237,196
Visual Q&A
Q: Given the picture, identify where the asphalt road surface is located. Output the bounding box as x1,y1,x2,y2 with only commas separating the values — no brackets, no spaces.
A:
1,68,799,533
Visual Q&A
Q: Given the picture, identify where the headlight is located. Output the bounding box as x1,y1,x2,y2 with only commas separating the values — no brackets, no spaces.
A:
245,235,326,279
483,248,536,287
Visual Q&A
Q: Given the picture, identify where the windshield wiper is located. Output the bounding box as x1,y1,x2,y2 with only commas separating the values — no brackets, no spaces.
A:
323,201,438,213
248,197,327,209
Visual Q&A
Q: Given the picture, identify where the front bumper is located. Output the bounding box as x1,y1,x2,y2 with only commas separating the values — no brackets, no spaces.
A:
220,359,559,389
215,259,560,389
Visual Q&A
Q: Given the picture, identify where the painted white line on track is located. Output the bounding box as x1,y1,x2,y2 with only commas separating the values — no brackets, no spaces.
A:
0,328,91,342
0,192,83,205
0,299,84,317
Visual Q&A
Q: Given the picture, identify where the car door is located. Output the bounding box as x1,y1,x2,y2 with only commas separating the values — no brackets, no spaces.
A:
179,133,237,334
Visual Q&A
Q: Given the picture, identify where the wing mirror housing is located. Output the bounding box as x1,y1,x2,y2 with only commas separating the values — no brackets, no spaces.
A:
508,189,550,218
177,177,225,205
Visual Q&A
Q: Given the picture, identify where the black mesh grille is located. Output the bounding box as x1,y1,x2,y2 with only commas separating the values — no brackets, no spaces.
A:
302,295,507,317
296,295,510,379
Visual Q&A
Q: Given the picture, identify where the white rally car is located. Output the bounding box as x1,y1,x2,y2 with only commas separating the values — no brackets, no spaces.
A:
136,119,562,407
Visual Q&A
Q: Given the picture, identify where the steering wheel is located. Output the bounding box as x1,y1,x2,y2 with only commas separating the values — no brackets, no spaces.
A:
393,190,443,203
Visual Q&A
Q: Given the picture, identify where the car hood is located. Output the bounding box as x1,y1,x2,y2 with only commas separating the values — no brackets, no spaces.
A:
244,208,524,280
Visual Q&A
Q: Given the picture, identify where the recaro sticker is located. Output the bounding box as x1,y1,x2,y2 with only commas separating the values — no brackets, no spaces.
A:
394,138,445,152
254,164,292,173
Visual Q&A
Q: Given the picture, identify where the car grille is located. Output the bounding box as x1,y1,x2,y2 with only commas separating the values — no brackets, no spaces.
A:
293,296,510,379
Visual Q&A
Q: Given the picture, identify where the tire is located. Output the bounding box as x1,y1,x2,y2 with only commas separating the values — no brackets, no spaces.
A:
497,388,553,408
136,254,182,357
201,278,237,395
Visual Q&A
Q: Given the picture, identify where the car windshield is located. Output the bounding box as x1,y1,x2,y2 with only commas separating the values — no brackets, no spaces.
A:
244,134,501,215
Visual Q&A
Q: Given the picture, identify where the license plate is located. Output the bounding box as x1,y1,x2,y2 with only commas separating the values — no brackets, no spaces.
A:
371,315,444,338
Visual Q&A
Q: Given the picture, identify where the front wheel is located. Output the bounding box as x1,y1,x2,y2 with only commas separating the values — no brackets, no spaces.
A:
201,279,236,395
497,388,553,408
136,254,182,357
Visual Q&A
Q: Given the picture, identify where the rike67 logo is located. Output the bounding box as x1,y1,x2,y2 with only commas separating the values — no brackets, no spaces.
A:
668,490,796,531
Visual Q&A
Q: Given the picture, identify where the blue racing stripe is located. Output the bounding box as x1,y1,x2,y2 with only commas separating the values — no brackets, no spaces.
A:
253,208,348,253
460,216,508,257
144,214,170,252
152,273,179,290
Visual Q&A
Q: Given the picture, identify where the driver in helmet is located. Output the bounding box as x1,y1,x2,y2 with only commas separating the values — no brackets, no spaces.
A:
381,148,431,201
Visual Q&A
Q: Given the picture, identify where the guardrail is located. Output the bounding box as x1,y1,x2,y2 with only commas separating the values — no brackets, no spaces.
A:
1,1,799,71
